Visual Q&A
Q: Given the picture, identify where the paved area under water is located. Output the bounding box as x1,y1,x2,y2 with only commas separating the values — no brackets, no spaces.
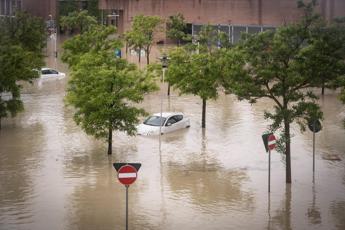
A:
0,37,345,230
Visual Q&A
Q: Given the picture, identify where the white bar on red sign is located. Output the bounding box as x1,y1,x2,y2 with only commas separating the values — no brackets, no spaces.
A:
119,173,136,178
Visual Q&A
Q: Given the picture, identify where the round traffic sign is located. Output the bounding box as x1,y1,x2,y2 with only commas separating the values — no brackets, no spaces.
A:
268,134,276,151
117,165,137,186
308,119,322,133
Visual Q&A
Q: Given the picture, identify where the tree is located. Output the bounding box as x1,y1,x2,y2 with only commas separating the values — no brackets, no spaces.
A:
166,13,189,46
306,17,345,95
84,0,100,20
59,0,100,29
0,12,45,129
222,0,345,183
124,29,146,64
167,25,226,128
125,15,161,65
63,25,157,154
59,0,78,17
60,10,98,34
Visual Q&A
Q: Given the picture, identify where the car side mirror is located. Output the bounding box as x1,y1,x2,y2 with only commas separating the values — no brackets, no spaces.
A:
166,122,172,127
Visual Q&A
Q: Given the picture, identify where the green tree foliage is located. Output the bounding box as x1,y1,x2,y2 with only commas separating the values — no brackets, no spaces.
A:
166,13,190,46
167,25,226,128
306,17,345,94
85,0,100,19
59,0,77,17
0,12,45,129
194,24,231,52
125,15,161,64
124,28,145,63
63,25,157,154
60,10,98,34
59,0,100,21
330,17,345,124
222,0,345,183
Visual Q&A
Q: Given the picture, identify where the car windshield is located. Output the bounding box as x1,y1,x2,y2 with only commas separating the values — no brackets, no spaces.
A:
143,116,166,126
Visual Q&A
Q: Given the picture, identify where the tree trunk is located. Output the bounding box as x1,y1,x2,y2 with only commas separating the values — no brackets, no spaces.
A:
146,47,150,65
321,80,325,95
0,118,1,130
202,99,206,128
284,118,292,183
107,126,112,155
138,49,141,63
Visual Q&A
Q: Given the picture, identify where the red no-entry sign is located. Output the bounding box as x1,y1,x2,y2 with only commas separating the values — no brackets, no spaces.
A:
117,164,138,186
268,134,276,151
262,133,276,152
113,163,141,230
261,133,276,193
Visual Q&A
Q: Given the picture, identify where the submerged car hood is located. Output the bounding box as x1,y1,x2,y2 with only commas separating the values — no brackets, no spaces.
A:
136,124,161,136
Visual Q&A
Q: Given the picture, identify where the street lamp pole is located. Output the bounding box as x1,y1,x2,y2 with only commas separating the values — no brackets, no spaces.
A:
48,14,57,68
54,30,57,58
159,54,168,150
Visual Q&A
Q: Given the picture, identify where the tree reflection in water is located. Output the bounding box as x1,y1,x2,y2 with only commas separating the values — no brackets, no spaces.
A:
330,201,345,229
269,185,292,230
165,129,254,212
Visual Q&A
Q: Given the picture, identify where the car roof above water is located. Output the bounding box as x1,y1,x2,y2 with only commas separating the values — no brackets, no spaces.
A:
152,112,184,118
41,67,54,71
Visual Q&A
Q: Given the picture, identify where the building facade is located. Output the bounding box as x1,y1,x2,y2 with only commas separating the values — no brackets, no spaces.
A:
0,0,56,19
0,0,22,16
99,0,345,35
24,0,56,20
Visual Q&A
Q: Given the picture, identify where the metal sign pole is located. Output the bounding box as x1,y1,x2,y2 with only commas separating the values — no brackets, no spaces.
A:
126,185,129,230
268,149,271,193
113,163,141,230
313,120,316,173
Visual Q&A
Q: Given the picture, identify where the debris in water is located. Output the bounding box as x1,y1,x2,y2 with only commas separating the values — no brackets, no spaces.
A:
322,154,342,161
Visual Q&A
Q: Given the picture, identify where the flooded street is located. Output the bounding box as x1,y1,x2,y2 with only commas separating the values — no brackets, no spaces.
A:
1,39,345,230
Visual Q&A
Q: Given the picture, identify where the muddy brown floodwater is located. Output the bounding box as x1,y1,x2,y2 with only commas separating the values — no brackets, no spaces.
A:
1,37,345,230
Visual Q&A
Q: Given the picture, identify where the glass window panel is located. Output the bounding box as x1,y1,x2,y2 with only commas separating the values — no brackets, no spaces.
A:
233,26,246,43
219,25,230,34
248,26,261,34
186,23,192,35
16,0,21,11
0,0,5,15
5,0,10,15
192,24,202,36
263,27,276,32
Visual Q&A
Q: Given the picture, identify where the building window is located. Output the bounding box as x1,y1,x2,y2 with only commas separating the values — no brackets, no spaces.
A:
263,27,276,32
16,0,21,11
248,26,262,34
0,0,5,15
192,23,276,44
0,0,17,16
81,1,88,10
233,26,246,43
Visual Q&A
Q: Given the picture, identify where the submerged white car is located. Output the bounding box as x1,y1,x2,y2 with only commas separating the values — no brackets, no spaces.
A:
40,68,66,80
137,112,190,136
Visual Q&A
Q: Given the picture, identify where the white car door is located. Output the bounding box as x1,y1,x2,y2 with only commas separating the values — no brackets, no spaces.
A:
166,115,186,133
174,115,185,129
49,69,59,78
165,116,178,133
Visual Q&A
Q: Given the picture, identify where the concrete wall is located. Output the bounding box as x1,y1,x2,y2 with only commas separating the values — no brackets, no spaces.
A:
99,0,345,33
